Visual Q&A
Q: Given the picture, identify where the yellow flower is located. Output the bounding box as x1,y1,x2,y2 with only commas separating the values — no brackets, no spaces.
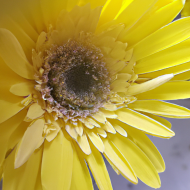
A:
1,0,190,189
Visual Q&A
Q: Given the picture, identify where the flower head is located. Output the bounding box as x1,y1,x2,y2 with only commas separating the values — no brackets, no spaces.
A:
1,0,190,189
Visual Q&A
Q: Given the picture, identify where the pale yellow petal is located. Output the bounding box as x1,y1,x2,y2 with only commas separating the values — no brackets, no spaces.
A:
26,103,45,120
42,131,73,190
87,131,104,153
128,100,190,118
134,17,190,61
70,145,93,190
0,28,34,79
111,134,161,188
0,109,26,166
15,119,45,168
120,0,184,47
92,112,106,123
10,81,34,96
126,74,173,95
0,94,24,124
85,142,113,190
117,121,165,173
111,121,127,137
3,147,42,190
102,121,116,134
65,122,78,140
136,81,190,100
115,0,157,30
135,38,190,74
116,108,174,138
77,133,91,155
102,138,138,184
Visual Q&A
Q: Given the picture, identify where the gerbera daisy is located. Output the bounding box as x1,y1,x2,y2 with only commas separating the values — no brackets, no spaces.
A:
1,0,190,189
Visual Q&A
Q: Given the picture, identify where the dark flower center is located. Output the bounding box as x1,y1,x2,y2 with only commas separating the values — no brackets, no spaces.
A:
42,38,110,118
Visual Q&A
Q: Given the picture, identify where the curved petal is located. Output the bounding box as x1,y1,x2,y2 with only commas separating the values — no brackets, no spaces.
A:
15,119,45,168
136,81,190,100
70,145,93,190
116,108,174,138
85,141,113,190
111,134,161,188
3,147,42,190
0,29,34,79
134,17,190,61
128,100,190,118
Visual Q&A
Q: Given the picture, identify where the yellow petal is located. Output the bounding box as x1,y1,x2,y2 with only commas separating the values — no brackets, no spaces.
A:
128,100,190,118
0,29,34,79
65,122,78,139
135,38,190,74
139,61,190,79
116,108,174,138
77,133,91,155
142,112,172,129
117,121,165,173
70,145,93,190
92,112,106,123
126,74,173,95
85,142,113,190
111,134,161,188
98,0,123,26
42,131,73,190
102,138,138,184
111,121,127,137
134,17,190,61
40,0,67,26
136,81,190,100
102,121,116,134
0,94,24,124
3,147,42,190
120,0,184,47
0,109,26,166
15,119,45,168
87,131,104,152
115,0,157,31
26,103,45,120
10,81,34,96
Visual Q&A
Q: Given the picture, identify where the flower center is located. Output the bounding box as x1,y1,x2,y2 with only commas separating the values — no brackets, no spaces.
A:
41,38,111,118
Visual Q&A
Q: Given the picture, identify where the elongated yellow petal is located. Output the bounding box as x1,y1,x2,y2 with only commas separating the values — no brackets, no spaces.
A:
42,131,73,190
134,17,190,61
15,119,45,168
135,38,190,74
0,29,34,79
98,0,123,26
136,81,190,100
70,145,93,190
3,147,42,190
126,74,173,95
102,138,138,184
121,0,184,47
0,109,26,166
87,131,104,152
111,121,127,137
142,112,171,129
85,142,113,190
77,133,91,155
116,122,165,173
111,134,161,188
116,108,174,138
128,100,190,118
140,61,190,79
115,0,157,30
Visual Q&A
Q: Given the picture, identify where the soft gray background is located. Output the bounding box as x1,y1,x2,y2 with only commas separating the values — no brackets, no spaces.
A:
93,99,190,190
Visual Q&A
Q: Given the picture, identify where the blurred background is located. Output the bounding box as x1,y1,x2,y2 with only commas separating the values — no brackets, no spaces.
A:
93,99,190,190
